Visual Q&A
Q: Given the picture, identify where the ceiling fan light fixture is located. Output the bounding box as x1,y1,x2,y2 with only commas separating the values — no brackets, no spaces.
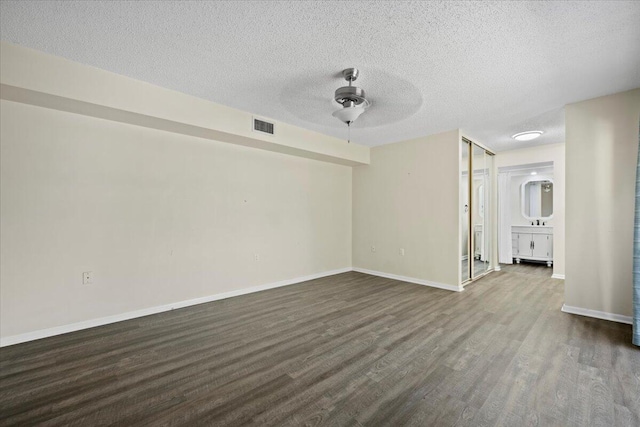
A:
332,105,366,124
512,131,544,141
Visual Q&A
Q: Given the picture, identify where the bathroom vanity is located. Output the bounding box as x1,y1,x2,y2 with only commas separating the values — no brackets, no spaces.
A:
512,176,554,266
512,226,553,266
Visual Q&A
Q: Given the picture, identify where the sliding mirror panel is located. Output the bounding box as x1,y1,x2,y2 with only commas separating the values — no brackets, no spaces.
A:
471,144,485,278
480,147,493,276
470,143,494,279
460,139,471,283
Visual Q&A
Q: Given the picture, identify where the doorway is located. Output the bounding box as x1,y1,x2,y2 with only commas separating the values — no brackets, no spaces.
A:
497,162,555,274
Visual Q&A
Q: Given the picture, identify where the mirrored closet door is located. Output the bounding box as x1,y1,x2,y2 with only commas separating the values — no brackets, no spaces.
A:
461,138,494,285
460,139,471,283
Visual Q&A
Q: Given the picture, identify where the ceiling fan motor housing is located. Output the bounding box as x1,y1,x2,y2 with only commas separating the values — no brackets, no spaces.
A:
334,86,367,106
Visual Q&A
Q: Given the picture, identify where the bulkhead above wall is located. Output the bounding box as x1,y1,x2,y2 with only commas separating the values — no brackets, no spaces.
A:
0,42,370,167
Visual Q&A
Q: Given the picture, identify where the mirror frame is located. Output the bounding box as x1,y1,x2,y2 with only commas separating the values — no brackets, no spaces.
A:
520,177,554,221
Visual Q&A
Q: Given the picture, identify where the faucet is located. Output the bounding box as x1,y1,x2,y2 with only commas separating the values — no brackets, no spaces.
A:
536,219,540,226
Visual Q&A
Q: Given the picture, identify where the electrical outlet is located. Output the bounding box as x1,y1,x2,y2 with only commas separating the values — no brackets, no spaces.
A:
254,253,260,261
399,248,405,256
371,246,376,253
82,271,93,285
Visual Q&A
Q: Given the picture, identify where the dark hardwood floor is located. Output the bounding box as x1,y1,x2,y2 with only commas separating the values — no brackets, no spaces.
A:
1,266,638,426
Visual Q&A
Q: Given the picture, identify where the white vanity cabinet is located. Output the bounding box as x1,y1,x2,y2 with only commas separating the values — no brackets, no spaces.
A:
512,226,553,266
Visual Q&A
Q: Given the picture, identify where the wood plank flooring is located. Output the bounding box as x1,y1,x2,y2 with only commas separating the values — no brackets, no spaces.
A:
1,266,638,426
500,262,553,277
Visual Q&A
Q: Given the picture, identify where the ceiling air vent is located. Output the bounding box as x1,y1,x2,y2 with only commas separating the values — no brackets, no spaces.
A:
253,117,275,135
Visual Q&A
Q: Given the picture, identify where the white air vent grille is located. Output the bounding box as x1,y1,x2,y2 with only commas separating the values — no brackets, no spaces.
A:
253,118,275,135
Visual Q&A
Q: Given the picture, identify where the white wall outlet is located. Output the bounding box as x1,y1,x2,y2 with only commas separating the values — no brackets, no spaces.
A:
254,253,260,261
371,246,376,253
399,248,405,256
82,271,93,285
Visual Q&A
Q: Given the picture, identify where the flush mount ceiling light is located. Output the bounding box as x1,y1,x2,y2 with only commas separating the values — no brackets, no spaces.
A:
332,68,371,142
512,131,544,141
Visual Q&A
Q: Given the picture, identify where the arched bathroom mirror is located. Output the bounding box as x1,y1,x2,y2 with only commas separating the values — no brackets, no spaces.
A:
521,178,553,220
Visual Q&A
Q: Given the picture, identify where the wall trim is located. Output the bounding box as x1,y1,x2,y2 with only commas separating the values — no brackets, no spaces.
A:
561,304,632,325
494,265,501,271
353,267,464,292
0,267,352,347
551,273,565,279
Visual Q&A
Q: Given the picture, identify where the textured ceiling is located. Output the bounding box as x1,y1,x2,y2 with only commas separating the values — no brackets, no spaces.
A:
1,1,639,150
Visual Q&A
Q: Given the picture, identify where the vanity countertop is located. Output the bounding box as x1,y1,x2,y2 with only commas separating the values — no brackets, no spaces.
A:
512,225,553,234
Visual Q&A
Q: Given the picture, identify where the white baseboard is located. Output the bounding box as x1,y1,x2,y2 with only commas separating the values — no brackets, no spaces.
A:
353,267,463,292
561,304,632,325
494,265,501,271
461,255,468,261
551,274,565,279
0,267,352,347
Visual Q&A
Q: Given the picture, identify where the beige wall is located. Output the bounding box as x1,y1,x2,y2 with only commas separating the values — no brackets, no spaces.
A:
352,130,460,288
565,88,640,317
0,100,352,338
495,143,565,277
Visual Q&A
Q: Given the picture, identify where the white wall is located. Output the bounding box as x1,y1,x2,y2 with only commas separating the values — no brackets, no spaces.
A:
352,130,461,289
495,143,565,277
0,100,352,339
565,88,640,318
